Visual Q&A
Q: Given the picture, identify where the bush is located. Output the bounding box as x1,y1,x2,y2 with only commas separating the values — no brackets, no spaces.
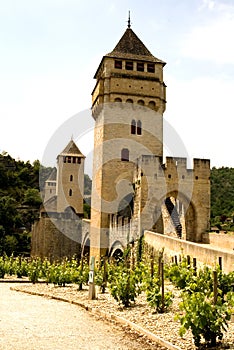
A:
108,263,142,307
178,291,233,347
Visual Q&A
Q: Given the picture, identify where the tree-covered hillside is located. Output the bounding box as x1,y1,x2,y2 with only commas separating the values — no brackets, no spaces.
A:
0,153,43,255
210,167,234,229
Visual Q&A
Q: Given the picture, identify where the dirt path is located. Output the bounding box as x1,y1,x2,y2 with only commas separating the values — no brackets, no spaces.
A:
0,283,163,350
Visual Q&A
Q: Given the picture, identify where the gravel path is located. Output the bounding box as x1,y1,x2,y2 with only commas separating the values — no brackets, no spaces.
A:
9,281,234,350
0,283,164,350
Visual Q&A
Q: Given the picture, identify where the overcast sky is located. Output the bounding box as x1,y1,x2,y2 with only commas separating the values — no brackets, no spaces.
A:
0,0,233,171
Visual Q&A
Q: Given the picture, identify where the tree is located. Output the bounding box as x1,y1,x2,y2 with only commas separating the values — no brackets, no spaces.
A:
23,188,42,207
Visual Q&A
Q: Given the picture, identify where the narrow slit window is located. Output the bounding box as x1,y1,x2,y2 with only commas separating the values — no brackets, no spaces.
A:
131,120,136,134
121,148,129,162
70,175,73,182
69,189,72,196
137,120,142,135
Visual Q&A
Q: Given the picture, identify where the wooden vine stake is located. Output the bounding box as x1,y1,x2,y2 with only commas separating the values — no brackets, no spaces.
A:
161,260,165,313
213,270,218,305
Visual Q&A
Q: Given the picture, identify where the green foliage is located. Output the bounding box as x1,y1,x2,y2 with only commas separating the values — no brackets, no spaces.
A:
146,282,173,313
108,262,142,307
165,258,194,290
172,264,234,347
178,292,233,347
84,174,92,196
27,259,41,284
83,202,91,219
211,167,234,224
23,188,42,207
12,256,28,278
0,256,6,278
0,153,42,255
95,258,108,293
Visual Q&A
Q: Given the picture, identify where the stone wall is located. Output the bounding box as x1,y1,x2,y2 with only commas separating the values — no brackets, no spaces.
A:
144,231,234,273
31,214,83,260
209,232,234,250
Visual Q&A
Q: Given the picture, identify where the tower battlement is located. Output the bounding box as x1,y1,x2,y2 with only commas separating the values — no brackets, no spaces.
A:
136,155,210,181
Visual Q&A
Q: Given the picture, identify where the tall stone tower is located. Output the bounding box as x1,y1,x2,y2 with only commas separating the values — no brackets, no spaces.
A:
56,139,85,215
90,22,166,258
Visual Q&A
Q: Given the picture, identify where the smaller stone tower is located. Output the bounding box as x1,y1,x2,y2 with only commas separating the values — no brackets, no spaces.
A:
56,139,85,215
44,168,57,203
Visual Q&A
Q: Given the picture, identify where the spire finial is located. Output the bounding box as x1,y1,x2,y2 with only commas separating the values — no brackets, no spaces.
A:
127,11,131,28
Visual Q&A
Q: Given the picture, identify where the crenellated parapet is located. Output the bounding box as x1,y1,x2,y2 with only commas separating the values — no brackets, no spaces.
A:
135,155,210,181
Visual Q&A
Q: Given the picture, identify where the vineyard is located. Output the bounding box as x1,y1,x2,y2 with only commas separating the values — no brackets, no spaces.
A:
1,247,234,349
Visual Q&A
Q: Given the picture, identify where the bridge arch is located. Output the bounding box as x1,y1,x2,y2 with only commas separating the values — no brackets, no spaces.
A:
151,191,196,241
81,232,90,259
109,240,124,261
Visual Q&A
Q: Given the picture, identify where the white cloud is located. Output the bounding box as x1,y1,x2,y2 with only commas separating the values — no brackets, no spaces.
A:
199,0,215,11
182,2,234,64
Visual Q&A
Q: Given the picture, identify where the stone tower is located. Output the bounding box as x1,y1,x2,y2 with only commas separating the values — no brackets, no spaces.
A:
56,139,85,215
90,22,167,258
43,168,57,203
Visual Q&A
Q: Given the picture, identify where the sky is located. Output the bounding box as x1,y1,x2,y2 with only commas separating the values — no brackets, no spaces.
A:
0,0,234,173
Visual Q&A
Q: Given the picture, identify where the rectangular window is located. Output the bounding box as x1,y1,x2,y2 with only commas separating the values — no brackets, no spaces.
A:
125,61,133,70
147,63,155,73
115,60,122,69
137,62,144,72
121,148,129,162
78,157,81,164
67,156,71,163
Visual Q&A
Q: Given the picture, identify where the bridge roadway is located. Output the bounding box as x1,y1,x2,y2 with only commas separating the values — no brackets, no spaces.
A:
0,283,163,350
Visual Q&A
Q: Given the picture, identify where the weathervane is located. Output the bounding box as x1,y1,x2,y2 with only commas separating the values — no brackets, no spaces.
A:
127,11,131,28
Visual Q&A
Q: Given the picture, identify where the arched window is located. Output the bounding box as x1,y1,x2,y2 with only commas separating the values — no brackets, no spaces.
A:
126,98,133,103
149,101,156,109
137,120,142,135
69,189,72,196
137,99,144,106
121,148,129,162
131,119,136,134
70,175,73,182
114,97,122,102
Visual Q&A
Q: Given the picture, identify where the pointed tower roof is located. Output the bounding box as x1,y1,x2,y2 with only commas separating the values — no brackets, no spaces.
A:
109,27,153,58
46,167,57,181
94,25,165,78
59,139,85,158
106,27,165,64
